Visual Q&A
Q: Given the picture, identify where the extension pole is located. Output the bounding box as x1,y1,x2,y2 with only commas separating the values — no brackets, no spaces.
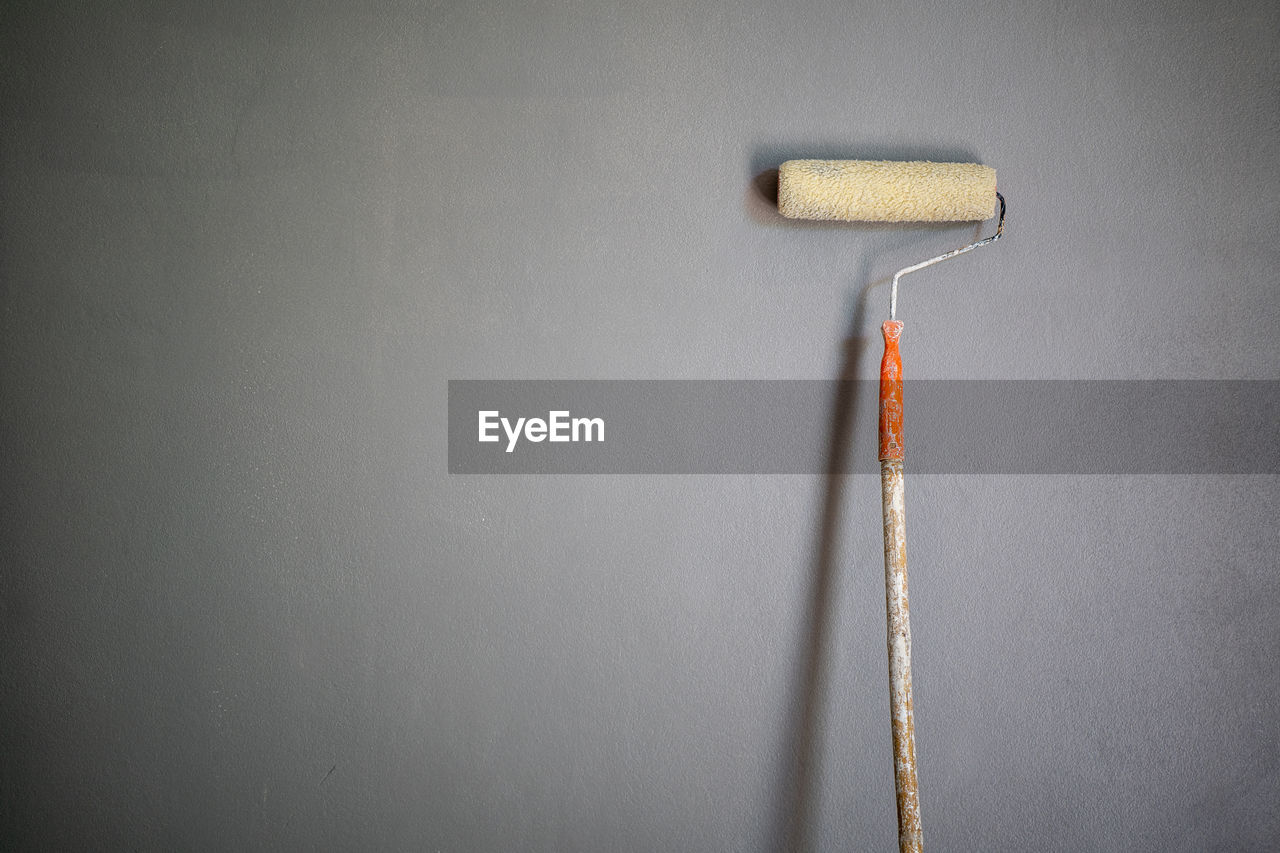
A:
879,319,921,853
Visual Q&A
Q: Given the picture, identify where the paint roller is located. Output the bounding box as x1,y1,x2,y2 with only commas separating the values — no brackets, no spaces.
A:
778,158,1006,853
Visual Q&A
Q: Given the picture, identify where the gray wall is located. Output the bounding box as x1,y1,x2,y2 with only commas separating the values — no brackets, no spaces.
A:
3,1,1277,850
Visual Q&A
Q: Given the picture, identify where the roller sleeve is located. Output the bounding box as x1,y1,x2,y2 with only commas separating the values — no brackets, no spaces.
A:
778,159,996,222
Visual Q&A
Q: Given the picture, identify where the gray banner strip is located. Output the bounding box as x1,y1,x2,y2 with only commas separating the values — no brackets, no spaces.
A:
447,380,1279,474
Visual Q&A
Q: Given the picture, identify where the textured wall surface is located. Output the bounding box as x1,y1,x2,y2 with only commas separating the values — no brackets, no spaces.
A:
2,1,1277,850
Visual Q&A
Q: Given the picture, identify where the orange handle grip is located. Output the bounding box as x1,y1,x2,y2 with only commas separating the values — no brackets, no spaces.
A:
879,320,904,461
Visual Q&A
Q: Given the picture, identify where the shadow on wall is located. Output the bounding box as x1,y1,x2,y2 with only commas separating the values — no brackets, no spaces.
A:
774,279,874,852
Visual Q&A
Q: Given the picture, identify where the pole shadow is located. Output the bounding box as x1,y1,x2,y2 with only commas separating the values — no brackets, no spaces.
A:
772,267,876,852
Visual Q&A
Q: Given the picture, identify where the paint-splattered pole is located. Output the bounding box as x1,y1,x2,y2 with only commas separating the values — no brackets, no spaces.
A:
880,320,921,853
